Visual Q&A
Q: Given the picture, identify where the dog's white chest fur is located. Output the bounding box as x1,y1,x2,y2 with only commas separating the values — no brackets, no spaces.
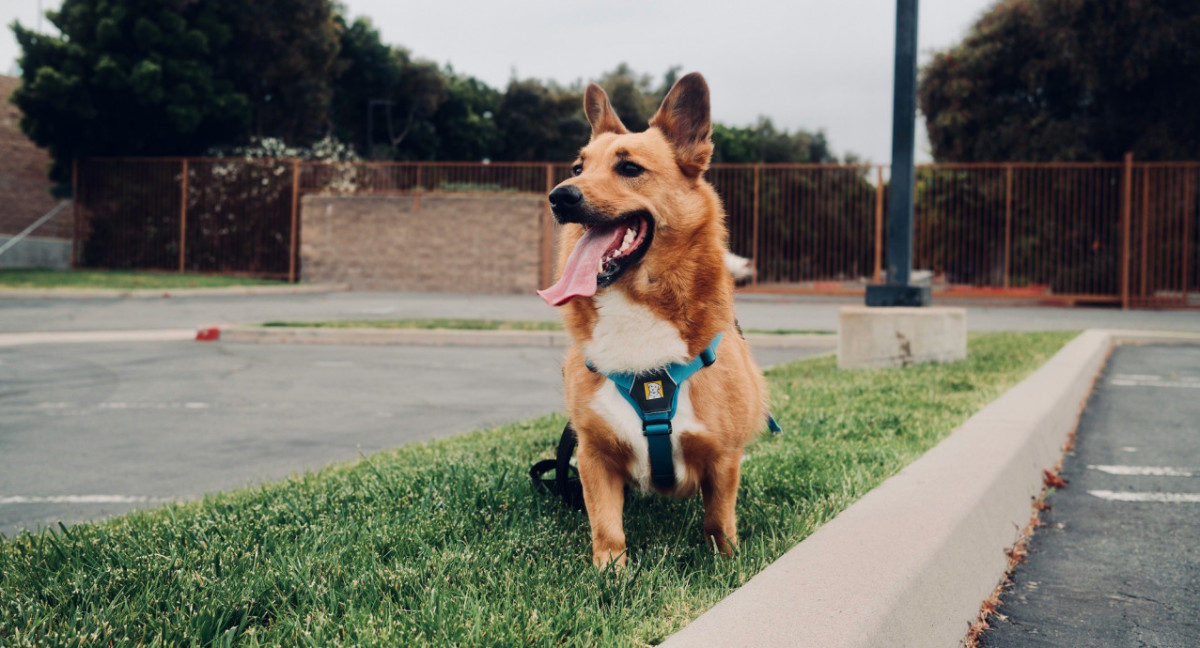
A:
585,291,704,489
584,291,689,374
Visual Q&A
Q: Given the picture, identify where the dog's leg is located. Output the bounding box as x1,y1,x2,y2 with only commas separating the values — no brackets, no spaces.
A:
700,457,741,555
578,459,628,569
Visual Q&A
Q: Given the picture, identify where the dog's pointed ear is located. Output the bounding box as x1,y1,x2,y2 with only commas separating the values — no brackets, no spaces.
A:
584,83,629,138
649,73,713,178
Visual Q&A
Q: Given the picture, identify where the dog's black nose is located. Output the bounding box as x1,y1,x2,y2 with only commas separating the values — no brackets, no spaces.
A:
548,185,583,209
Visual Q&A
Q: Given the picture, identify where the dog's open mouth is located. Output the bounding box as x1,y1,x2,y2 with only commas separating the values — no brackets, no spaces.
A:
537,212,653,306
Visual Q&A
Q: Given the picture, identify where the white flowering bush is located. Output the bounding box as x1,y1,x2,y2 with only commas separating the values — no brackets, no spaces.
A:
206,136,363,193
207,135,360,162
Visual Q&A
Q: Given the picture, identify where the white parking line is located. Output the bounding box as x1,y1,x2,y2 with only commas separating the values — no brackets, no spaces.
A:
0,495,174,505
1110,373,1200,389
1088,465,1197,477
1088,490,1200,503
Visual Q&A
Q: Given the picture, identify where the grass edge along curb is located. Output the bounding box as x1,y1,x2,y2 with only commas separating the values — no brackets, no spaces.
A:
0,331,1076,648
0,268,283,290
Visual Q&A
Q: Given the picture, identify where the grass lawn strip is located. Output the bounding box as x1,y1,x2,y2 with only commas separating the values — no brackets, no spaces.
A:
0,269,282,290
0,332,1075,647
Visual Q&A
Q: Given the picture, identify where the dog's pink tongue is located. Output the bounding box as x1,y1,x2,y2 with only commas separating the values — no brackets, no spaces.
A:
537,225,624,306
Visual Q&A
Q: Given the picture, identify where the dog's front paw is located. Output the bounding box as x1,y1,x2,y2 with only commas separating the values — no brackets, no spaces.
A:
705,528,738,556
593,548,628,571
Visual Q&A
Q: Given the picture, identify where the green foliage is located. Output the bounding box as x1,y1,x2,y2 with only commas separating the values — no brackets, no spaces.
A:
13,0,844,176
11,0,251,182
213,0,342,146
0,332,1075,647
494,78,590,162
426,71,502,161
712,118,836,164
919,0,1200,161
328,16,401,156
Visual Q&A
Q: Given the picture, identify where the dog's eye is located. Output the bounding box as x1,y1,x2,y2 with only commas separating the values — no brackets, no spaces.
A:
571,164,583,176
616,161,644,178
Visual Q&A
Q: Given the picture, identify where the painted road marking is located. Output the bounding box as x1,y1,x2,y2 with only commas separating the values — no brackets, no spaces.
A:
0,329,197,347
0,495,174,505
16,401,304,416
1110,373,1200,389
1088,490,1200,503
1087,465,1200,503
97,401,211,410
1088,465,1197,477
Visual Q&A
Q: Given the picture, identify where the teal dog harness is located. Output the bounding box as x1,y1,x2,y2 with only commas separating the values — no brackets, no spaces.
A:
532,330,782,507
587,334,724,489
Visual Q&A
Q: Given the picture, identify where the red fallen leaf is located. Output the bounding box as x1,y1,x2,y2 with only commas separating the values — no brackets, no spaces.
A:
1043,469,1067,489
1004,544,1028,564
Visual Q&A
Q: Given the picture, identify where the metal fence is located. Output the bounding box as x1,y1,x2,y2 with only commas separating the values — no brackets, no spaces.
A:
75,158,298,278
73,157,1200,308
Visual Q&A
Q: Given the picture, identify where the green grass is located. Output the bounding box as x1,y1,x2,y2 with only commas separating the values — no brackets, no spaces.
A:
261,318,564,331
0,331,1076,647
0,268,283,290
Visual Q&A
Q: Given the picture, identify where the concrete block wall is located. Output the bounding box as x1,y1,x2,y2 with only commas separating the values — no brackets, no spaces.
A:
300,193,547,293
0,235,71,269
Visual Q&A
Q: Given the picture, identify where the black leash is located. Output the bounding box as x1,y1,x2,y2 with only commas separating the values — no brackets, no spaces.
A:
529,422,585,510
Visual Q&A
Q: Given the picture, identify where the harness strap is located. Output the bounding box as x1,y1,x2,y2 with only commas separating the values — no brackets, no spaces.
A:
529,422,585,510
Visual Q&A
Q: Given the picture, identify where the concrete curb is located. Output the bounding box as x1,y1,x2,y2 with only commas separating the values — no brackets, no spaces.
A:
212,325,836,349
663,329,1200,648
0,283,349,299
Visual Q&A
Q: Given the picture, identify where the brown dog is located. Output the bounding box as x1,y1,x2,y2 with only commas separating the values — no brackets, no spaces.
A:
537,73,769,568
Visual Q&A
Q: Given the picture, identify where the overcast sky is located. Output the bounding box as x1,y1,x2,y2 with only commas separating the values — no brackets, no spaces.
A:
3,0,997,163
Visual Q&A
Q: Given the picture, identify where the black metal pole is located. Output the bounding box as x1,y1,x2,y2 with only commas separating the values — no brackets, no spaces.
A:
866,0,931,307
889,0,917,288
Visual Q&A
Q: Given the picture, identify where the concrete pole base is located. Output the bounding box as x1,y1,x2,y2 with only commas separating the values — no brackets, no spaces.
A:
837,305,967,369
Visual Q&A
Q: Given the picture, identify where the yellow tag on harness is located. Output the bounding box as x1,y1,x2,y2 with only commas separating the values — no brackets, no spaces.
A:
644,380,665,400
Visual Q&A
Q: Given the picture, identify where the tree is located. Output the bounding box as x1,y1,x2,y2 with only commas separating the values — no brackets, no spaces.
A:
919,0,1200,162
327,15,399,156
493,78,588,161
11,0,344,183
428,70,502,161
379,52,447,160
11,0,250,182
711,118,836,164
210,0,342,146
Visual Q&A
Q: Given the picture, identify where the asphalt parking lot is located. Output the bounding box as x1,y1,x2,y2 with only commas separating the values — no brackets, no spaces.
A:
0,340,567,535
2,290,1197,541
980,344,1200,647
0,330,831,536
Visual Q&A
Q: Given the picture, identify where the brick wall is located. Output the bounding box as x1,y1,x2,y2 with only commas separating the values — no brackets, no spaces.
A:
300,193,548,293
0,75,66,238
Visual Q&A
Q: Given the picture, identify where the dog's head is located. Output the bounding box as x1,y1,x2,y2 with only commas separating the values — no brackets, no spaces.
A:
537,73,717,307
